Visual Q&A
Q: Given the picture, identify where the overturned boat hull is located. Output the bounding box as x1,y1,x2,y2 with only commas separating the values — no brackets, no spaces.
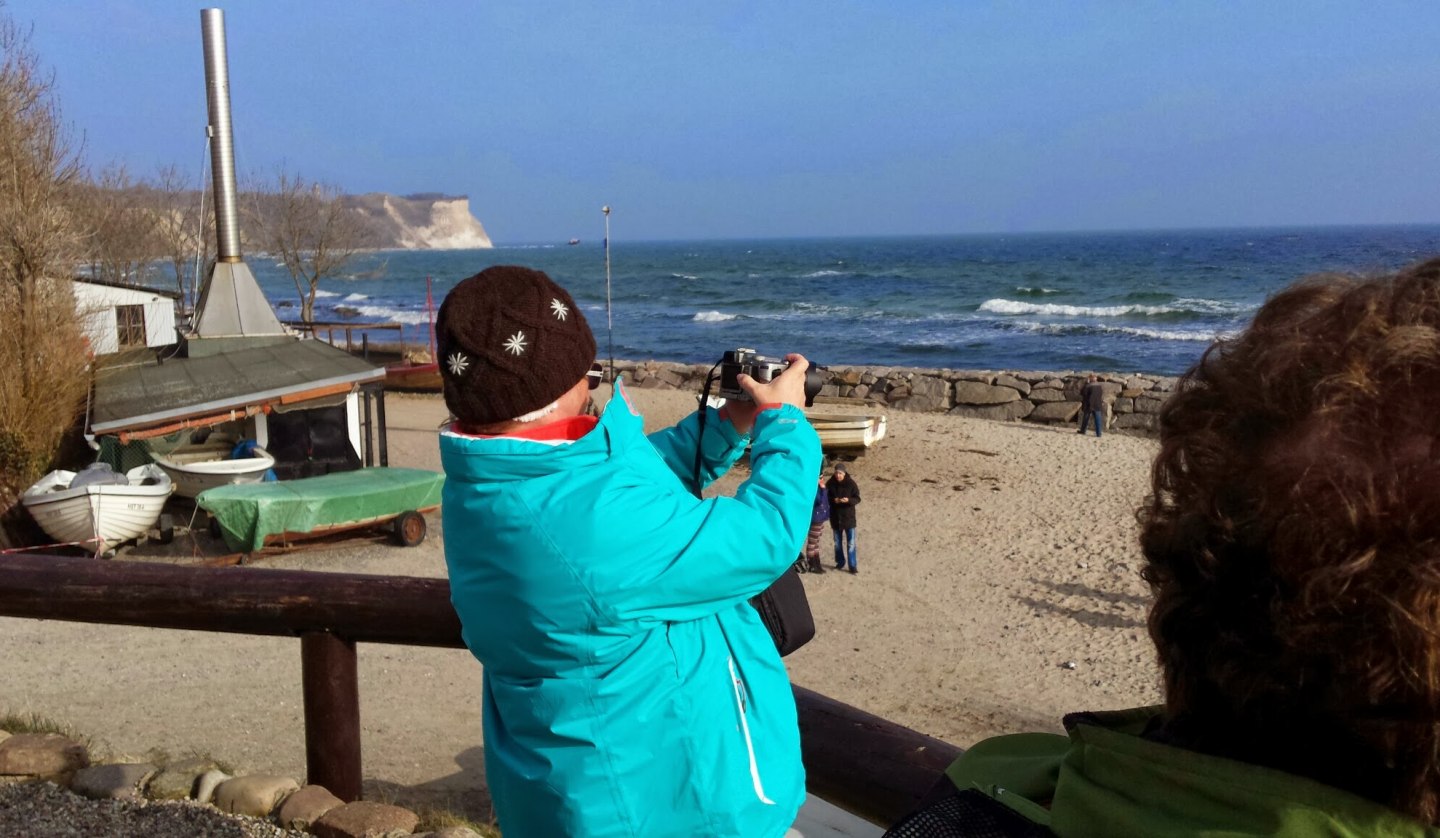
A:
807,412,888,451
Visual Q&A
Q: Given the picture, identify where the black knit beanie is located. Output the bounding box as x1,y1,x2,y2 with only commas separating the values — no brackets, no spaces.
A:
436,265,596,426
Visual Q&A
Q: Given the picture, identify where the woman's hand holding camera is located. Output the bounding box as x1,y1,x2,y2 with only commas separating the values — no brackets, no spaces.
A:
739,354,811,412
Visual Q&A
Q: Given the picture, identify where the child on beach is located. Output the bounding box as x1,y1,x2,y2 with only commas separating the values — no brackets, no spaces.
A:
800,474,830,573
436,265,822,838
888,257,1440,836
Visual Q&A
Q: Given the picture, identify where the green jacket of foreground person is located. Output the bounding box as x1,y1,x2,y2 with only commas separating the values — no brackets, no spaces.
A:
439,380,822,838
939,708,1439,837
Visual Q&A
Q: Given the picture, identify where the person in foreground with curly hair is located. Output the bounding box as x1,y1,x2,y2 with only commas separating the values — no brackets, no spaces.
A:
885,257,1440,837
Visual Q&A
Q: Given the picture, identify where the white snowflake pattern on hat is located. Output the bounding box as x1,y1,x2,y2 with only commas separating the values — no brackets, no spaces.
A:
503,330,528,356
549,298,570,321
446,351,470,377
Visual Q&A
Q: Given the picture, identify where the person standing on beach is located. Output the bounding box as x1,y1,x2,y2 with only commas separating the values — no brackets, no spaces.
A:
435,265,822,838
826,463,861,573
1077,373,1105,437
802,473,830,573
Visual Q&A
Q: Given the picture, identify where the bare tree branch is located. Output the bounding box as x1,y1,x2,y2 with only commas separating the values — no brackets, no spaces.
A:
249,167,375,323
148,163,212,309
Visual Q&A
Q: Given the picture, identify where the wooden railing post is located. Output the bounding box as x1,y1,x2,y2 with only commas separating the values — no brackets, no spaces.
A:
301,631,362,802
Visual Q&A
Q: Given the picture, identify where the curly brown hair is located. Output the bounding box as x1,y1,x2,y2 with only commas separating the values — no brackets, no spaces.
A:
1140,256,1440,822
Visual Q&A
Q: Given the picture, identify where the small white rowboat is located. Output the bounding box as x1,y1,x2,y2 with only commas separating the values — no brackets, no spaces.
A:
22,463,173,547
153,444,275,499
807,412,888,451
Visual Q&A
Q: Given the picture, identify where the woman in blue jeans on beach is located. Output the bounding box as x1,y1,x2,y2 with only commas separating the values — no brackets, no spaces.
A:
826,463,861,573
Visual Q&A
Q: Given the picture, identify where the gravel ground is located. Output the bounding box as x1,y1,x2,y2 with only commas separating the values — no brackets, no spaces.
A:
0,782,311,838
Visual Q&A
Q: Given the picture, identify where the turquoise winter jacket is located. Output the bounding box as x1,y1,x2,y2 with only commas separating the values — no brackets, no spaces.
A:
439,382,823,838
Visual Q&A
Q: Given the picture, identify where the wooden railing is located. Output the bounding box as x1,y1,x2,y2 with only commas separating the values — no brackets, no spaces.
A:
0,554,959,826
286,321,407,356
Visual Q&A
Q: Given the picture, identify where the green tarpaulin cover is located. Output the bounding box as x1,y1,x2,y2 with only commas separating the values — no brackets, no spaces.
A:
197,467,444,552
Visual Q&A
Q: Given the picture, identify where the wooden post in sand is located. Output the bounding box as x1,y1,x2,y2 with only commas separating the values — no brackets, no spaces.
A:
301,632,362,801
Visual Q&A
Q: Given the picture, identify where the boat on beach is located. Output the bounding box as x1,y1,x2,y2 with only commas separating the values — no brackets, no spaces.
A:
21,463,174,547
151,438,275,498
384,360,442,391
806,411,888,452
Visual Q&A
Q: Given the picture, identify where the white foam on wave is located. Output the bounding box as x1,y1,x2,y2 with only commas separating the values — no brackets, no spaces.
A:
314,289,340,298
1012,321,1239,342
670,273,700,280
343,293,369,302
1014,286,1063,294
802,270,845,278
351,305,432,325
1172,297,1254,314
792,302,855,316
1113,325,1241,342
981,299,1185,317
693,311,737,322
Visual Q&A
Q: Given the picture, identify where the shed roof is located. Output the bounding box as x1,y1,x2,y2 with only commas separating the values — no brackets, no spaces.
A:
91,338,384,434
71,275,184,299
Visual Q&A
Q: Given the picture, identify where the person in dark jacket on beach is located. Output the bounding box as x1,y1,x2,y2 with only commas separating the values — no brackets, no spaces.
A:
826,464,861,573
1077,374,1105,437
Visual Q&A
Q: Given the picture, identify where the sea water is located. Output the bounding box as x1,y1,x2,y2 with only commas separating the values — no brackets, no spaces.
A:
248,225,1440,376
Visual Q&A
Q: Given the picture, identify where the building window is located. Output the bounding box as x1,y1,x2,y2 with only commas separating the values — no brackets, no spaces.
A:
116,305,146,347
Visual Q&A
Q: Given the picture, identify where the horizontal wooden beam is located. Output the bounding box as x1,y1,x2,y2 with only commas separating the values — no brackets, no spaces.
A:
0,554,958,825
795,685,959,825
0,554,462,647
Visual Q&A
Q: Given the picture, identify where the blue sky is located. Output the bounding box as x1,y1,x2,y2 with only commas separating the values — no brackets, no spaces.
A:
10,1,1440,242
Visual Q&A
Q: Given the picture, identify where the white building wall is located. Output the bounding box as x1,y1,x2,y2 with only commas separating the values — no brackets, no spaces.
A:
70,281,177,354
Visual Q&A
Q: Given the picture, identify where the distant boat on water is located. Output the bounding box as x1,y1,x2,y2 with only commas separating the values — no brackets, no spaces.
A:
568,238,580,246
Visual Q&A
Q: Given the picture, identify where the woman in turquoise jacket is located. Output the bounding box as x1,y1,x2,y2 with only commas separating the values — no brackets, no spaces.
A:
435,264,822,837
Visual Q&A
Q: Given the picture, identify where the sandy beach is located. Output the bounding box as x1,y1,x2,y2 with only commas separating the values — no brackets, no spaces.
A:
0,386,1162,823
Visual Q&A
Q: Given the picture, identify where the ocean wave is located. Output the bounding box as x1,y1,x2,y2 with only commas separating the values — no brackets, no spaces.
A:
343,293,369,301
1172,297,1254,314
350,305,433,325
670,273,700,280
314,289,340,298
1010,321,1238,342
981,299,1196,317
802,270,845,278
693,311,738,322
1013,286,1063,296
1112,325,1241,342
791,302,856,316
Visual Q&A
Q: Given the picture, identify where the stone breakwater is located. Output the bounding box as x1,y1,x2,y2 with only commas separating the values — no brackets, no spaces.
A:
612,361,1178,433
0,729,486,838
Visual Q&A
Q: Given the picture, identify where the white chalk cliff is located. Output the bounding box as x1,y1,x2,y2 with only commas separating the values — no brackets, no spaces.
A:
344,192,493,250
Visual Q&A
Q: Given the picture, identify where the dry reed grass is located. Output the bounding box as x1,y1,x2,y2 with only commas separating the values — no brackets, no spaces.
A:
0,8,89,545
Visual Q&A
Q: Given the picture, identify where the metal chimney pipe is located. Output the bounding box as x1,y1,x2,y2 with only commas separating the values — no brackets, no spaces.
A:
201,8,242,262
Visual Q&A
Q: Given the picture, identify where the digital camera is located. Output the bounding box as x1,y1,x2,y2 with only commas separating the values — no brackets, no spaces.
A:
717,348,826,407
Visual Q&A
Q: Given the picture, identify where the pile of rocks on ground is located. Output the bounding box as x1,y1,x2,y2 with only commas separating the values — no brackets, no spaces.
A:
0,729,486,838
